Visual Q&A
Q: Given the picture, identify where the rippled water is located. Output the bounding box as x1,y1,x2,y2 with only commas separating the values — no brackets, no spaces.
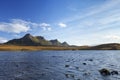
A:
0,50,120,80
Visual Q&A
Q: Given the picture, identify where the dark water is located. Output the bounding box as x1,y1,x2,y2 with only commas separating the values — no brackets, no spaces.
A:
0,50,120,80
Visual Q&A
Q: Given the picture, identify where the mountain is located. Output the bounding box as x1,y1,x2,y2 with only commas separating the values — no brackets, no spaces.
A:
5,34,69,46
4,33,120,50
49,39,69,46
61,42,69,46
50,39,62,46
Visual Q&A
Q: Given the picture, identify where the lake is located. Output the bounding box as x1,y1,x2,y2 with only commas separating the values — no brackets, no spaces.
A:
0,50,120,80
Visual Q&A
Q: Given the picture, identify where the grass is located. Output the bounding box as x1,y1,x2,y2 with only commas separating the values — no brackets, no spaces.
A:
0,45,84,51
1,44,119,51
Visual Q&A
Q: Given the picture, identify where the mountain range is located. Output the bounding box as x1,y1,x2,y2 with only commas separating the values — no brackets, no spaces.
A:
4,34,69,46
2,33,120,50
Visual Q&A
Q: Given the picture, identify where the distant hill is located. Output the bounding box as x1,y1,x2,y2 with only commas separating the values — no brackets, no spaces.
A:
88,43,120,50
4,34,69,46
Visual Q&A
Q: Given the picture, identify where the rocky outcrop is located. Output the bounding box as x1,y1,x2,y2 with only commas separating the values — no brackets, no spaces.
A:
99,68,118,76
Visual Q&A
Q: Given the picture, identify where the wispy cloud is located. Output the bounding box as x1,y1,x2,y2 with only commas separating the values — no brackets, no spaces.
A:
58,23,67,28
99,11,120,25
76,9,120,29
58,0,120,38
62,0,120,23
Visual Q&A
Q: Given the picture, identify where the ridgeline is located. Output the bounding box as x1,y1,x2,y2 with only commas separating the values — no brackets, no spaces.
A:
0,34,120,51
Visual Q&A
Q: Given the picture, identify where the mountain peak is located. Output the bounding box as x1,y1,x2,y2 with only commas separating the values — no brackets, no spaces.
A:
24,33,32,36
62,42,69,46
22,33,33,39
5,33,69,46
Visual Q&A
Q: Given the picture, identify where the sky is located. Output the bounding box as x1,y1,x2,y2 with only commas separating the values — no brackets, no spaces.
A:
0,0,120,46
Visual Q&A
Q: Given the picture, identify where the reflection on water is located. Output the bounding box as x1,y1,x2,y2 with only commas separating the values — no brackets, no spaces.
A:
0,50,120,80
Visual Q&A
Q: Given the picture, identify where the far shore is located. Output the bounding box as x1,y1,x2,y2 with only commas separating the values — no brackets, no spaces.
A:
0,44,120,51
0,45,84,51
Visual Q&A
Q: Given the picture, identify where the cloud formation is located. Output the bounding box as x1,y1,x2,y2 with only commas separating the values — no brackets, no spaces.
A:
0,20,30,33
39,23,50,27
39,23,51,31
58,23,67,28
0,19,52,33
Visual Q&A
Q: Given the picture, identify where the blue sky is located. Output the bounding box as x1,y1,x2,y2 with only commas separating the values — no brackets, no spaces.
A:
0,0,120,46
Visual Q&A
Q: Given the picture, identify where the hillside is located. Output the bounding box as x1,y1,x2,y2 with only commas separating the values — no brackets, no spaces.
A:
89,43,120,50
4,34,69,46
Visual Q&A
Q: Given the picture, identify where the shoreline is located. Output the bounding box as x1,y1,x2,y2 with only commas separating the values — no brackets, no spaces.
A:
0,45,81,51
0,45,120,51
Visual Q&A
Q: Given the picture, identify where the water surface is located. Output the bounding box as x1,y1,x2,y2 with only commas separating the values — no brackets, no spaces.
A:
0,50,120,80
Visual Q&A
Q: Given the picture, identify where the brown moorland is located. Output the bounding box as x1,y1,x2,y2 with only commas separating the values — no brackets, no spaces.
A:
0,45,84,51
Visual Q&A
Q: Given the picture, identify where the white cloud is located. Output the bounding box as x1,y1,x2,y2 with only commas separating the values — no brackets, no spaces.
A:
0,19,53,33
0,19,30,33
42,27,52,31
39,23,50,27
58,23,67,28
0,23,30,33
48,27,52,31
0,37,8,43
39,23,52,31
